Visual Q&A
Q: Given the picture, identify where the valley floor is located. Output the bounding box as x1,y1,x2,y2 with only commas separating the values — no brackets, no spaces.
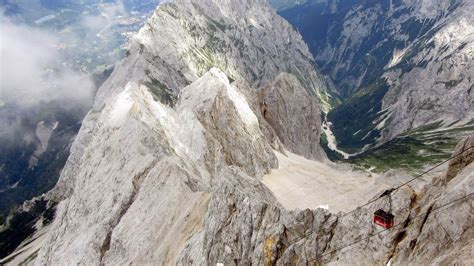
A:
263,151,416,213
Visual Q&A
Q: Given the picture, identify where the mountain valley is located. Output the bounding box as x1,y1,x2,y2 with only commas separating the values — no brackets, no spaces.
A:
280,0,474,169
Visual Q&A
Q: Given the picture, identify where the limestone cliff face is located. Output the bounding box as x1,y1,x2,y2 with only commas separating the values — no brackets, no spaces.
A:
51,0,328,203
260,73,325,160
389,135,474,265
446,135,474,182
127,0,334,108
37,68,278,265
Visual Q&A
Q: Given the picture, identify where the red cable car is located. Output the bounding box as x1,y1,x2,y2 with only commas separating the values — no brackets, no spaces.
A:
373,209,394,229
373,189,395,229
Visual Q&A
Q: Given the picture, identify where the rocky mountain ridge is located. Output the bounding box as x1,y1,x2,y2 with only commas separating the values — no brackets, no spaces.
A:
34,0,330,264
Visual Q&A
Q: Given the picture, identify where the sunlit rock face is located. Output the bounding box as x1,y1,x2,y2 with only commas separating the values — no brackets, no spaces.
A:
381,0,474,141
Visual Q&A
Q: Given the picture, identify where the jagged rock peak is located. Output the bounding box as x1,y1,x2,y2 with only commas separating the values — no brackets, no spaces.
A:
126,0,334,109
31,0,474,264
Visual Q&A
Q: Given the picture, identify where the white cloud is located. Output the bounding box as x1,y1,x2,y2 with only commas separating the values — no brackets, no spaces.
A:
81,13,109,33
102,0,127,19
0,19,94,107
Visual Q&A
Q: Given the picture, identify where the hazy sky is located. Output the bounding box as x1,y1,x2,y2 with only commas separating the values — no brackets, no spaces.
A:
0,0,168,109
0,19,95,107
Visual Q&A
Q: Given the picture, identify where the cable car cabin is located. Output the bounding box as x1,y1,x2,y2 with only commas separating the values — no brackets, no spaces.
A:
373,209,394,229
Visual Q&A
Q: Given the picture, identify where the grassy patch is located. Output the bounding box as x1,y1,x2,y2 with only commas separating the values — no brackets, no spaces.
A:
350,123,474,173
350,136,448,172
327,79,390,152
144,77,177,107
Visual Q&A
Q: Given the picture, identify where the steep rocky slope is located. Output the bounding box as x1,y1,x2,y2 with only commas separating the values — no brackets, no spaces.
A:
36,68,277,264
281,0,474,156
0,68,114,259
269,0,308,11
34,0,329,264
121,0,335,106
37,68,473,265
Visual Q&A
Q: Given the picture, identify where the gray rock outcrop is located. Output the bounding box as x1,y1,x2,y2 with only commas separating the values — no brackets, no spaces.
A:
51,0,329,204
382,0,474,140
446,135,474,182
36,0,331,262
176,136,473,265
36,68,278,265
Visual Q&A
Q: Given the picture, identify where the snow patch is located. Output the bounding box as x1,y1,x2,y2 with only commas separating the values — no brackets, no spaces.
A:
375,113,391,130
387,47,408,68
248,17,260,28
317,204,329,210
107,83,135,127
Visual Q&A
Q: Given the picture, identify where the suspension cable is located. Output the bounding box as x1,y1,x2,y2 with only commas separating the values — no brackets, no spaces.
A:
274,146,473,214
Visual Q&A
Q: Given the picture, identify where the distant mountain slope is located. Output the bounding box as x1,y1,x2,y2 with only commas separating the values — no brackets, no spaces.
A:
280,0,474,162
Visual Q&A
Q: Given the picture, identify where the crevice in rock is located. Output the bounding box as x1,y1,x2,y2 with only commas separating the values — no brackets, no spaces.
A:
386,198,415,263
320,215,338,261
390,202,435,263
99,161,157,264
418,204,433,234
439,224,454,243
255,203,268,231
